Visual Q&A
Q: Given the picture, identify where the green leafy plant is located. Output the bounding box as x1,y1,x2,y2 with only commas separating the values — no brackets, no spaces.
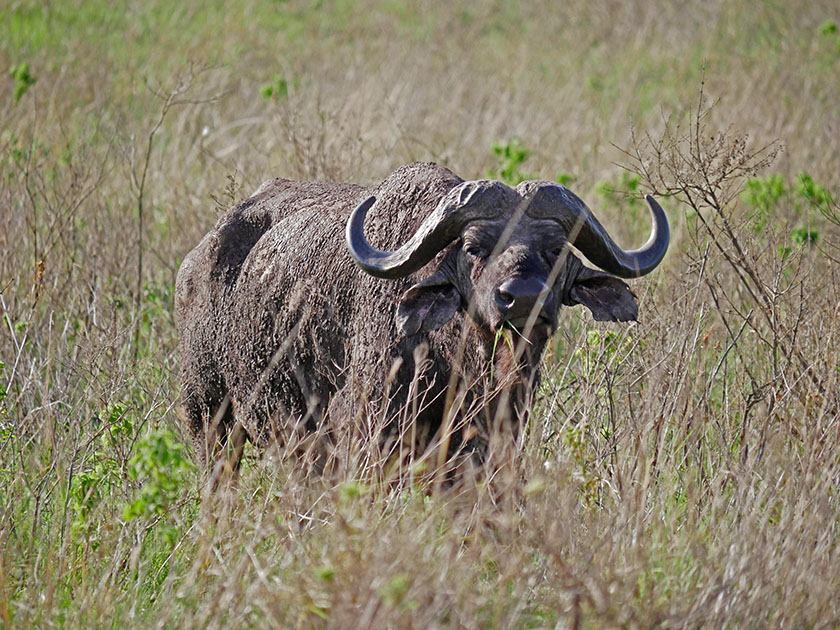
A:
379,573,418,610
791,226,819,247
487,139,533,185
68,402,135,546
563,421,600,507
123,428,193,523
69,461,121,545
314,564,336,581
261,74,289,100
9,62,36,103
573,328,627,380
741,171,836,233
818,19,840,52
741,173,786,232
797,172,834,211
556,172,577,187
595,172,642,210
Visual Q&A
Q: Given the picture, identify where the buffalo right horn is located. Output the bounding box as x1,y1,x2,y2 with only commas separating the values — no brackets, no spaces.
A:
562,193,669,278
520,183,670,278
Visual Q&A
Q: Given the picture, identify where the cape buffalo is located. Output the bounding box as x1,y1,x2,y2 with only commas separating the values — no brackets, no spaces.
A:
175,162,668,474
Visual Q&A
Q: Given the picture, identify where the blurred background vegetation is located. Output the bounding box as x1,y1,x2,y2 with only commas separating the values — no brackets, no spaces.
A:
1,1,839,627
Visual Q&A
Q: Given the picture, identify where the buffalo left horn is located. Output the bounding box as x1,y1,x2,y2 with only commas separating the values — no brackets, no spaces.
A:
346,180,514,279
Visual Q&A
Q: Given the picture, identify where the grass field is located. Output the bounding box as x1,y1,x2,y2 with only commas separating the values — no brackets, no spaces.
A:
2,0,840,627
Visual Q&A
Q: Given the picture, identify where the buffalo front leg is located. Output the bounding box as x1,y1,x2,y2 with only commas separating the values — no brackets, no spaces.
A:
182,389,247,490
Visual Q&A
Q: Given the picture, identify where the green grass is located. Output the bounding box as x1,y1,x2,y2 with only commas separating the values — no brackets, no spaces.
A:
2,0,840,627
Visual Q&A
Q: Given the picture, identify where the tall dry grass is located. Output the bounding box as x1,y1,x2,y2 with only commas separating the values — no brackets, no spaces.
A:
1,0,840,627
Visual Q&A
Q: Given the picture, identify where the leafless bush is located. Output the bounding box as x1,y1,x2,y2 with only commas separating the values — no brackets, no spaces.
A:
619,85,837,450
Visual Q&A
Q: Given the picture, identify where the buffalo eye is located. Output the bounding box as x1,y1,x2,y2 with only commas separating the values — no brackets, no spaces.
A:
543,245,565,263
463,242,486,259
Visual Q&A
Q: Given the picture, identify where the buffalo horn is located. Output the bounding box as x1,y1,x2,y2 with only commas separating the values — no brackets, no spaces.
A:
523,184,669,278
346,181,510,279
566,194,669,278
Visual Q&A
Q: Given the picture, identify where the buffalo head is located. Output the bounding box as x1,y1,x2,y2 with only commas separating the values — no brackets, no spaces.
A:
346,179,669,350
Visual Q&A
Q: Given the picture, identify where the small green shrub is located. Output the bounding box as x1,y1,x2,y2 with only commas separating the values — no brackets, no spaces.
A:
791,226,819,247
563,421,600,507
314,564,336,581
9,61,36,103
556,172,577,187
797,172,834,210
741,172,836,241
741,173,786,232
123,428,193,523
487,139,533,185
595,172,642,210
69,461,121,545
68,402,135,546
261,74,289,100
379,573,418,610
818,19,840,52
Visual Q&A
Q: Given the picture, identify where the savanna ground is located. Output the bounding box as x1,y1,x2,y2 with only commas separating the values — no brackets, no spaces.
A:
2,1,840,627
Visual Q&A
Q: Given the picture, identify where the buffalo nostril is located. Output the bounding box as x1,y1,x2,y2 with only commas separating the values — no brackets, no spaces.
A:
494,288,515,311
494,277,553,323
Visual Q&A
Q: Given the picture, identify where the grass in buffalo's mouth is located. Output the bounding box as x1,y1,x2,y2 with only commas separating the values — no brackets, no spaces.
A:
500,317,549,341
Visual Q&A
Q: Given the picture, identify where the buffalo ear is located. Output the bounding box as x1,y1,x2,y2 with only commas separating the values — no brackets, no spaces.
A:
396,275,461,336
567,271,638,322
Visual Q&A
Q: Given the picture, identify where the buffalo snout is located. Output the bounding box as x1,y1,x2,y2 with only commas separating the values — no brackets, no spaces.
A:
492,276,555,331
